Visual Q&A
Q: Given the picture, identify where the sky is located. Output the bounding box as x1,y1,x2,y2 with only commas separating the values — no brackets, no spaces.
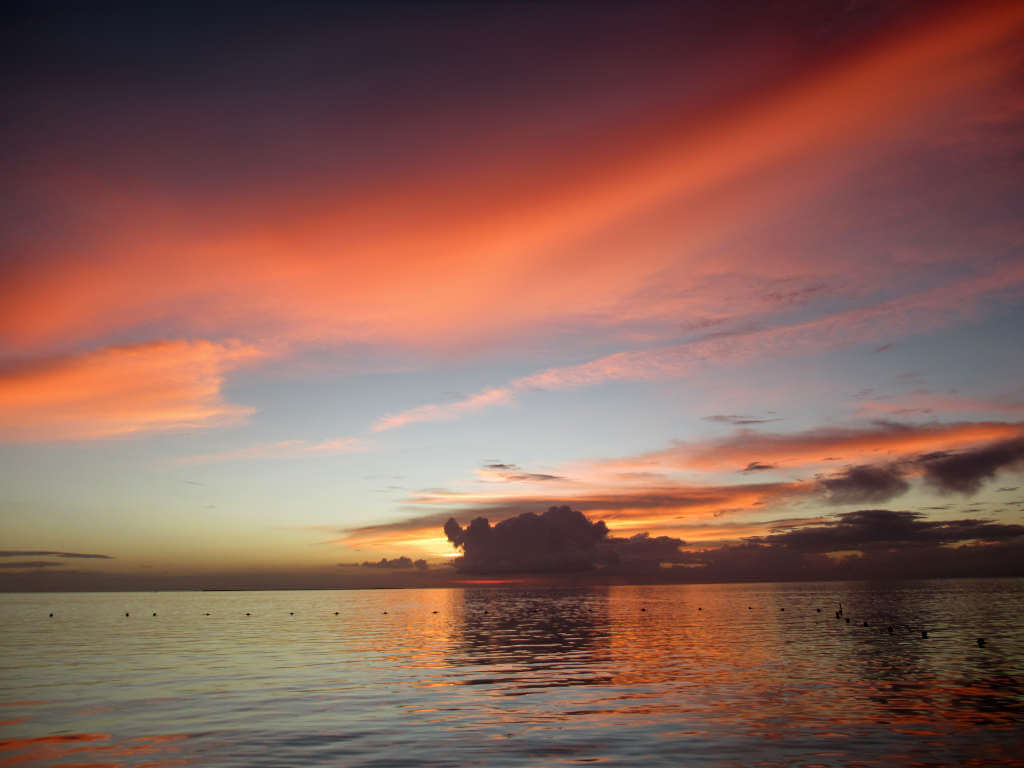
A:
1,0,1023,589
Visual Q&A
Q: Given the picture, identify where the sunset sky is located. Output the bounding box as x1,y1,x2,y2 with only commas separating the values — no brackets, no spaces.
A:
2,0,1023,588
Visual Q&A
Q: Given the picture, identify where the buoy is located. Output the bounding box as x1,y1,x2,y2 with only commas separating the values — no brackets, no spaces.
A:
204,612,210,616
863,621,869,627
921,630,928,639
887,625,894,634
245,612,251,616
977,638,986,647
640,607,646,612
289,612,294,616
49,612,53,617
749,606,753,610
152,612,157,617
816,608,821,613
125,612,130,617
432,610,438,614
845,618,850,624
780,608,785,611
698,607,702,611
383,611,388,615
334,611,339,615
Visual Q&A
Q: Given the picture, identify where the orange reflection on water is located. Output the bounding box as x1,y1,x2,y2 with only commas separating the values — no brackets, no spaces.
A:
0,732,188,768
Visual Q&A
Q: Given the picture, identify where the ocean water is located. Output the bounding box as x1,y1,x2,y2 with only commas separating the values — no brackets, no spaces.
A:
1,580,1022,767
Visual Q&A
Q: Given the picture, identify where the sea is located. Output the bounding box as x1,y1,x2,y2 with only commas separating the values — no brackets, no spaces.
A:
1,579,1022,767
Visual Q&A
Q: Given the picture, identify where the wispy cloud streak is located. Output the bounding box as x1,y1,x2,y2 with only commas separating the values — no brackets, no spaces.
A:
180,437,364,464
373,266,1024,431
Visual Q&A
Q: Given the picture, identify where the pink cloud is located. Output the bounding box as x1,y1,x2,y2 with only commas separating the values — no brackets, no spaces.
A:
0,340,262,442
3,0,1021,361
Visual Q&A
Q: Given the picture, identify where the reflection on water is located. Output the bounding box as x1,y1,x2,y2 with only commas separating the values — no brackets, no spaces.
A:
1,580,1022,766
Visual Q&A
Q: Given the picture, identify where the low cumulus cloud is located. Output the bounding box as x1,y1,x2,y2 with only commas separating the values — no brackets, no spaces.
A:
819,464,910,504
361,556,428,570
919,437,1024,494
338,557,429,570
440,505,1024,580
444,505,686,574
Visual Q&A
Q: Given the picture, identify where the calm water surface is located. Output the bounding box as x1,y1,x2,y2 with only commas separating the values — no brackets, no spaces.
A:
1,580,1022,766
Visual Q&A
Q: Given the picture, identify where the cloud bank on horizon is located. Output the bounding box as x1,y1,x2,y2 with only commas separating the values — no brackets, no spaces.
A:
1,0,1022,586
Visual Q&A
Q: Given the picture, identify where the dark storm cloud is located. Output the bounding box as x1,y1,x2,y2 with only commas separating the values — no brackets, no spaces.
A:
597,532,690,572
444,506,608,574
819,464,910,504
753,509,1024,552
437,504,1024,581
920,437,1024,494
443,506,686,575
0,550,113,559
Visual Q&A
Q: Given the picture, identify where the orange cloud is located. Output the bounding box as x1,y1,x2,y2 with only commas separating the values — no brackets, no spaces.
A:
0,340,262,441
3,0,1022,357
608,421,1024,474
855,393,1024,419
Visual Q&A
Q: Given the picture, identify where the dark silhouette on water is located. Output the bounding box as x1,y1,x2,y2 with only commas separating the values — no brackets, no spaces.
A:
977,637,986,647
921,630,928,638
